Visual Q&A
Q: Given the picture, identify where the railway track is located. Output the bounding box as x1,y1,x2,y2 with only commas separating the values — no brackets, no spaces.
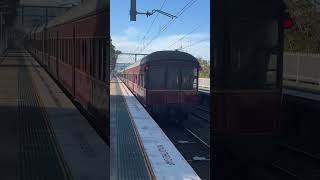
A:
155,116,210,180
190,106,210,123
270,144,320,180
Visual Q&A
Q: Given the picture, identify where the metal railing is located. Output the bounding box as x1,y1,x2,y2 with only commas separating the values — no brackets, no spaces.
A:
198,78,210,90
283,52,320,91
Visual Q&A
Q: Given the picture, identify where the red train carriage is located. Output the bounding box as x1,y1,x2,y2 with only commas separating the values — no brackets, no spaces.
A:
212,0,289,136
120,51,200,121
26,0,109,142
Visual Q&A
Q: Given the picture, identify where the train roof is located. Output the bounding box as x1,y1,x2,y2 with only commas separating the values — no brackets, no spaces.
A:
47,0,107,29
124,50,199,71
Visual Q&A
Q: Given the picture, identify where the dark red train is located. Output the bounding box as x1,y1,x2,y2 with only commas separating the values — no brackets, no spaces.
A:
26,0,109,142
119,50,200,122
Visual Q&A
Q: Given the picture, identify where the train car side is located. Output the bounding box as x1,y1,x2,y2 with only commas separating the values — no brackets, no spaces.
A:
26,0,109,141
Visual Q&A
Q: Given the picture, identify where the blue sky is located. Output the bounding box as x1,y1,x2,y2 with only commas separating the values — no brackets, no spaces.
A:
111,0,210,63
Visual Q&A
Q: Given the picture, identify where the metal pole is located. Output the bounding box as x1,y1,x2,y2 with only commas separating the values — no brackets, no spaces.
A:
135,54,137,62
130,0,137,21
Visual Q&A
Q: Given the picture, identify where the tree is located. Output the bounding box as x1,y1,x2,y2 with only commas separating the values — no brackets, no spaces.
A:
284,0,320,53
197,57,210,78
110,43,121,71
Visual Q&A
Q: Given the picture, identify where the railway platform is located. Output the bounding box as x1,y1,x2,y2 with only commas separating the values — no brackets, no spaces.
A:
110,76,200,180
0,48,108,180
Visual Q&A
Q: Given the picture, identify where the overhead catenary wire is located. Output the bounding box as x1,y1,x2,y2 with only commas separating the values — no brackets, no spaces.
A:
167,23,202,49
138,0,198,54
179,38,209,50
133,0,167,54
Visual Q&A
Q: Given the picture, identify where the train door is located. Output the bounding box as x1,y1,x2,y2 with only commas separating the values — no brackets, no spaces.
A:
212,1,289,179
212,0,287,136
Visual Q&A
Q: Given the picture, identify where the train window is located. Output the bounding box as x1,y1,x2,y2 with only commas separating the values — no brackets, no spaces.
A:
86,40,89,73
181,67,198,90
62,40,65,63
89,39,92,75
265,54,278,87
82,40,87,72
76,39,79,68
65,40,67,63
61,40,64,62
53,39,55,57
75,40,78,68
69,39,72,65
60,40,63,62
63,40,66,63
149,66,165,89
167,66,180,89
138,74,141,86
142,74,145,88
102,39,107,82
226,19,280,89
50,39,52,56
89,40,92,75
55,39,57,59
98,40,102,80
65,40,68,64
66,40,68,64
48,39,50,56
91,38,97,77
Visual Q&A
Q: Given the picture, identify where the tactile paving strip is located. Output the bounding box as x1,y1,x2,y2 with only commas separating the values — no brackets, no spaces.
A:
110,78,151,180
17,52,70,180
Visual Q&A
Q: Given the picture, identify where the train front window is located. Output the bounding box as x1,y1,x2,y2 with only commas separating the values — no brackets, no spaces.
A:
181,67,198,90
149,66,166,89
167,66,180,89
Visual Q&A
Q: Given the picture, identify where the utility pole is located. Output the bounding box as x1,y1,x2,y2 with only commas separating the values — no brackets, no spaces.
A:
130,0,176,21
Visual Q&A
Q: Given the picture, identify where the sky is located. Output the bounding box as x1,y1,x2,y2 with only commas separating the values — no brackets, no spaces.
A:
111,0,210,63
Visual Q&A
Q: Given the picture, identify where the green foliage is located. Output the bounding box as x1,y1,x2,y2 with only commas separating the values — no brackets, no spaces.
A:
197,57,210,78
284,0,320,53
110,43,121,70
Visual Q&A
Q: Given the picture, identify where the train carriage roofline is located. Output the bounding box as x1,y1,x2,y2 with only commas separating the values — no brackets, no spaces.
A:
46,0,107,29
123,50,200,71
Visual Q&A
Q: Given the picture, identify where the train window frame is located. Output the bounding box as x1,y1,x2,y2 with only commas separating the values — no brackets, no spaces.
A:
77,39,80,69
62,39,65,63
226,18,281,89
91,39,94,76
102,38,107,82
66,39,69,64
180,66,198,90
86,39,90,74
149,65,166,90
98,39,101,80
166,65,181,89
89,39,92,76
69,39,72,65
